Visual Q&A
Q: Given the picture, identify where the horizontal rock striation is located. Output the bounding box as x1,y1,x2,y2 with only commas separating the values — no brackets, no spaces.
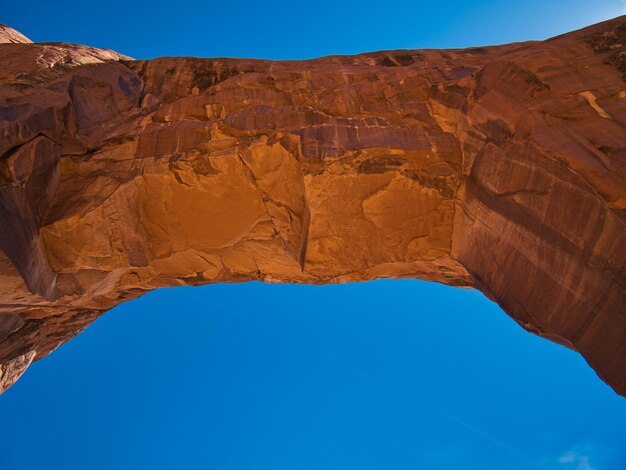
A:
0,19,624,395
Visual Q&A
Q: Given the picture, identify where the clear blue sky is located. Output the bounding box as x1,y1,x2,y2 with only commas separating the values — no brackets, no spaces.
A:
1,2,626,469
2,0,625,59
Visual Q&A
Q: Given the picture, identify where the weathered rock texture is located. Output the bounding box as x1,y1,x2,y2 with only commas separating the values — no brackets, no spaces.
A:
0,18,625,395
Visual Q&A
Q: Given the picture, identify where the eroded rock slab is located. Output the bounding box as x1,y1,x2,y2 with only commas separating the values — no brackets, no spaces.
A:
0,19,625,395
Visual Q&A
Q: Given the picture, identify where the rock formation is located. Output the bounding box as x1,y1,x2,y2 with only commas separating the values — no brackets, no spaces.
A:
0,18,624,395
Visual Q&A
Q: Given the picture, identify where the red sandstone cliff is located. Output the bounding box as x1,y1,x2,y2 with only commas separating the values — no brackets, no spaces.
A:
0,18,624,395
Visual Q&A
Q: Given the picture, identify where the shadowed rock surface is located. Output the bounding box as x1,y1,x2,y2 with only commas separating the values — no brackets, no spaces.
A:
0,19,624,395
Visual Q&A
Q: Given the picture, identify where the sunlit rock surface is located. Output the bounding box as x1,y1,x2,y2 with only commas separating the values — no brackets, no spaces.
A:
0,19,624,395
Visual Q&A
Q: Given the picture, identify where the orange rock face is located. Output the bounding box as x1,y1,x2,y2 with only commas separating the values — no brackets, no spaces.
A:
0,19,624,395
